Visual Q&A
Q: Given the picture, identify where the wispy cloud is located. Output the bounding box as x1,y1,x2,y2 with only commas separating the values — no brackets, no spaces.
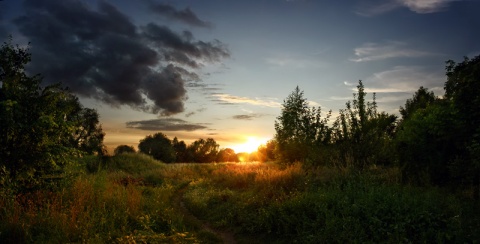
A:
265,55,327,69
356,0,460,16
232,113,266,120
126,118,209,131
362,66,444,94
211,94,281,107
350,41,438,62
401,0,460,13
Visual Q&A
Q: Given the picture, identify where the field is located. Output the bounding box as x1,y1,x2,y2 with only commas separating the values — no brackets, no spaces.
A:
1,153,479,243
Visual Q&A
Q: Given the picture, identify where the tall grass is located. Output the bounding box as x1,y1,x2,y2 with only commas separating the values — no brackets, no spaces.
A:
0,153,201,243
183,163,475,243
1,155,479,242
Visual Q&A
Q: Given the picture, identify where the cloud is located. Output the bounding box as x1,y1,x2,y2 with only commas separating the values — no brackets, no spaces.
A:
232,113,265,120
126,118,209,131
400,0,460,13
185,111,195,117
362,66,444,94
147,1,212,28
356,0,460,16
343,81,356,86
350,41,438,62
14,0,229,116
265,55,327,69
211,94,281,107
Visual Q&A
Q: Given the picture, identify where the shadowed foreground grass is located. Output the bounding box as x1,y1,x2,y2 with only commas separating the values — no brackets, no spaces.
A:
1,154,479,243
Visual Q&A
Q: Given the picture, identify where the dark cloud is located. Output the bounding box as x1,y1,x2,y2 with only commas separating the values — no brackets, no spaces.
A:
185,111,195,117
147,1,212,28
232,114,265,120
14,0,229,115
126,118,209,131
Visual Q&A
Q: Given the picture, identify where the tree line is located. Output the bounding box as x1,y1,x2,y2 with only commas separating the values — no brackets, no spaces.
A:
273,56,480,199
114,133,277,163
2,36,479,199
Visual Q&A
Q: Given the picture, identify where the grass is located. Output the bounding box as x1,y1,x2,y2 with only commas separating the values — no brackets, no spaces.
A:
1,154,479,243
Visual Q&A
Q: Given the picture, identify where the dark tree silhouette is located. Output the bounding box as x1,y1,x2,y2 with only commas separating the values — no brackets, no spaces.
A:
114,145,136,155
0,38,105,188
138,133,176,163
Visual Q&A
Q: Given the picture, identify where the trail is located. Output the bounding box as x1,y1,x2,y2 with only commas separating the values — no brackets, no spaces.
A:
173,182,237,244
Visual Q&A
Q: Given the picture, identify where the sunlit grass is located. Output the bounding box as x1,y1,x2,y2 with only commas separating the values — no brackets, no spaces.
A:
0,154,202,243
1,155,479,242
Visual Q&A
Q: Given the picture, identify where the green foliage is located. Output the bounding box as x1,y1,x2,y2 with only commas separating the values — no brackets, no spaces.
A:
399,86,436,120
1,157,478,242
332,81,397,169
395,100,459,185
104,153,164,174
444,55,480,199
395,55,480,194
0,38,105,190
138,133,176,163
114,145,136,155
182,164,472,243
187,138,219,163
274,86,331,164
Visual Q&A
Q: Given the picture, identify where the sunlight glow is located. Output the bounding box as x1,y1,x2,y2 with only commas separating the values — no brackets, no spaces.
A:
231,136,269,154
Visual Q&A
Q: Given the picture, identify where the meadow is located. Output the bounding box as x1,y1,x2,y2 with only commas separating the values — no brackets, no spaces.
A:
1,153,479,243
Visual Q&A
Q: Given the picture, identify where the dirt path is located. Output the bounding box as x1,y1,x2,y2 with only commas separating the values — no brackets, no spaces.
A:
173,182,237,244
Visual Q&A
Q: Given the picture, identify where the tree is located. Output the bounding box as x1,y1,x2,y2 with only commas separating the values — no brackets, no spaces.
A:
0,38,105,188
399,86,436,120
188,138,219,163
444,55,480,199
257,140,277,162
332,81,397,168
138,133,176,163
114,145,136,155
274,86,331,164
217,148,239,162
395,101,458,185
172,137,188,162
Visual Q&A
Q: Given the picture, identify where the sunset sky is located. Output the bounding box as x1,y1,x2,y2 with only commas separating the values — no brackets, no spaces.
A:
1,0,479,153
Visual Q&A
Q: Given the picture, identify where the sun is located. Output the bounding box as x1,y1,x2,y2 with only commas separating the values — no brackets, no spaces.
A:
231,136,269,153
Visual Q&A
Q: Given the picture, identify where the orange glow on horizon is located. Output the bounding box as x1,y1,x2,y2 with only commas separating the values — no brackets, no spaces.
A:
230,136,269,154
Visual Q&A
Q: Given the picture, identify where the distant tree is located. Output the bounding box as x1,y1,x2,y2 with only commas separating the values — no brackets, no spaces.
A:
274,86,331,164
114,145,136,155
188,138,219,163
70,107,106,155
332,81,397,168
138,133,176,163
0,38,105,188
172,137,188,162
217,148,239,162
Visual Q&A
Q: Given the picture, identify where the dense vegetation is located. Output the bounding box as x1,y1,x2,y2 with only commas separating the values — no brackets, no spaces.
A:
0,38,105,190
1,38,480,242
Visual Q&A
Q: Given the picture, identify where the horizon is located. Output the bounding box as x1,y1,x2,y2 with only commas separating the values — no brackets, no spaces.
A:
1,0,479,154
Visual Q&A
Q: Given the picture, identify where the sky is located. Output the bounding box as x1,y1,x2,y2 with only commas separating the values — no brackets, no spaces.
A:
1,0,479,153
